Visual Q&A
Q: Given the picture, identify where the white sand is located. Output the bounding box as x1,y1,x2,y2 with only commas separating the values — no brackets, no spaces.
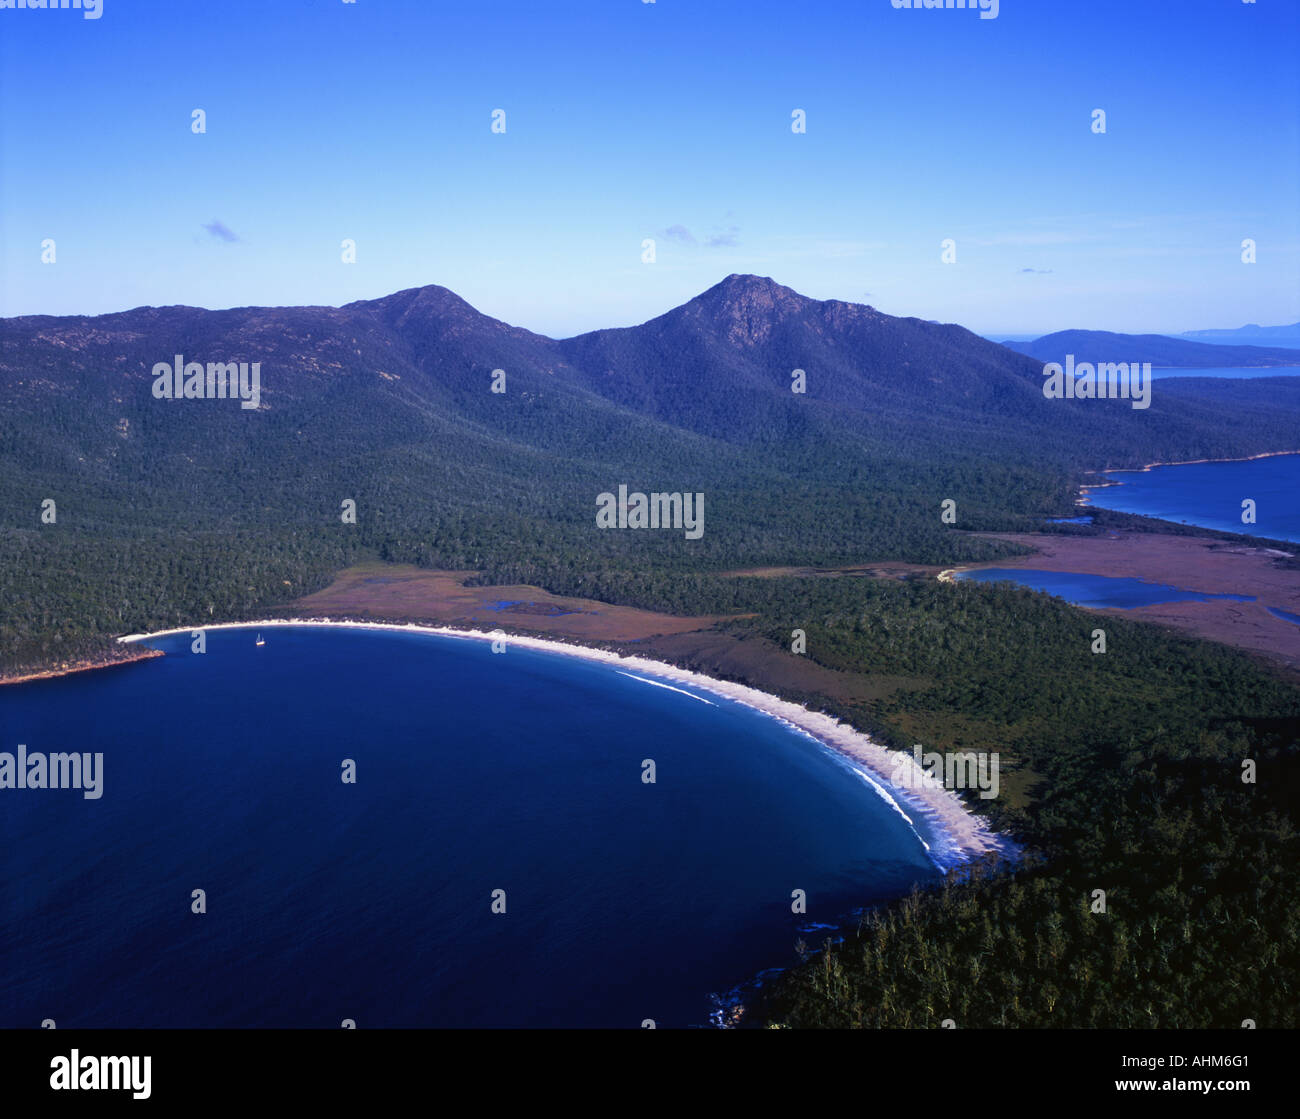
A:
120,619,1018,871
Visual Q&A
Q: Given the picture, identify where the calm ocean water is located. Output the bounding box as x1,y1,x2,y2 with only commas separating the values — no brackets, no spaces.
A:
955,569,1254,609
1152,366,1300,380
1084,453,1300,543
0,626,939,1029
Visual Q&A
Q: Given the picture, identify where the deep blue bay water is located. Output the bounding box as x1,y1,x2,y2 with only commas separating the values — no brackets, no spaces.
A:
0,625,942,1029
1083,453,1300,543
956,569,1255,609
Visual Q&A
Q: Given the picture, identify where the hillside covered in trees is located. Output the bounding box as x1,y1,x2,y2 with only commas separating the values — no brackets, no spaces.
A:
5,275,1300,674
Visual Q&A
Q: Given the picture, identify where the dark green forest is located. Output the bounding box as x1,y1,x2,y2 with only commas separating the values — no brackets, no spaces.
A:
707,579,1300,1027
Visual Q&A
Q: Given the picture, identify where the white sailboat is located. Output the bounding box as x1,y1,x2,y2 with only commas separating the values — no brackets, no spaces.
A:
255,632,266,647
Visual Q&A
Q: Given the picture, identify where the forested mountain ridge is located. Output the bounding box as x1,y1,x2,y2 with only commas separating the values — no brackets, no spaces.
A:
560,276,1300,461
4,275,1300,674
6,274,1300,497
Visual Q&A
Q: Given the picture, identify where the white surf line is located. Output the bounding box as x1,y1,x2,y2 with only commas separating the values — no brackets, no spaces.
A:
843,761,933,852
119,618,1018,868
616,670,715,705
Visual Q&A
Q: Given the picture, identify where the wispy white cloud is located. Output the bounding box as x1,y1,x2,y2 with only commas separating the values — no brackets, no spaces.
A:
202,220,240,243
663,222,742,248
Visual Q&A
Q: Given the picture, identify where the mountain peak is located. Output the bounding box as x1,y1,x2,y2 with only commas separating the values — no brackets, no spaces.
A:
706,273,803,304
347,284,475,322
675,275,811,345
345,283,544,342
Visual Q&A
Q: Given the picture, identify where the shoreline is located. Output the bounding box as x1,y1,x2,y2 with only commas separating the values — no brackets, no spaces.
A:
1152,365,1300,371
1079,448,1300,498
927,531,1300,677
0,646,165,688
117,618,1017,871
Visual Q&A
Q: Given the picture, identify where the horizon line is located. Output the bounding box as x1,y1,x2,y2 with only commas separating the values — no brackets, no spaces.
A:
5,274,1294,342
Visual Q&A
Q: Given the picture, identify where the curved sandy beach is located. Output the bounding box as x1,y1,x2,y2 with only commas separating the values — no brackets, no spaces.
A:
119,618,1017,871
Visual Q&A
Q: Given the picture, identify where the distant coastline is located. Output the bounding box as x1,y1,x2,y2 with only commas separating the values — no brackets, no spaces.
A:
117,618,1016,871
1151,365,1300,370
0,645,164,688
1078,448,1300,499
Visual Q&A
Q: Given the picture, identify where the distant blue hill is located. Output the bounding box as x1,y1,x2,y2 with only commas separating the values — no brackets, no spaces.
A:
1180,323,1300,350
1003,329,1300,368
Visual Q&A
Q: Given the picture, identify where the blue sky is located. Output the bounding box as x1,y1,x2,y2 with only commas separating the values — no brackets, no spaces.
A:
2,0,1297,336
